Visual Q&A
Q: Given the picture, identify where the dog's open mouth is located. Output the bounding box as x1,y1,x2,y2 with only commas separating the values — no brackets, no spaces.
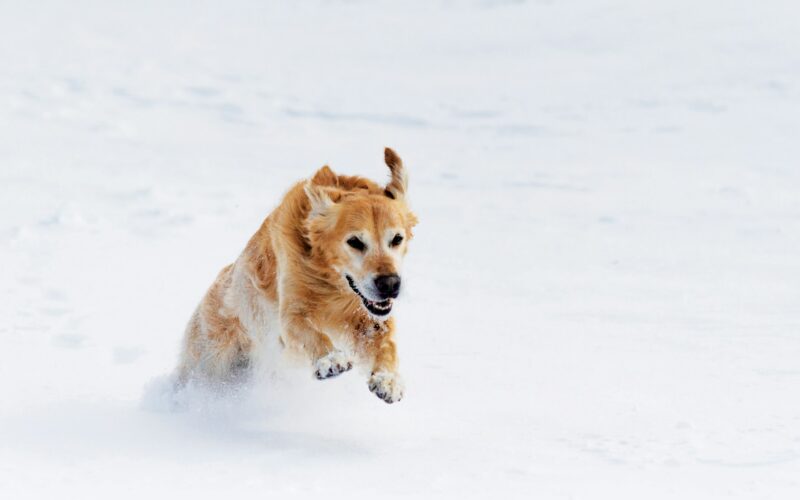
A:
346,275,393,316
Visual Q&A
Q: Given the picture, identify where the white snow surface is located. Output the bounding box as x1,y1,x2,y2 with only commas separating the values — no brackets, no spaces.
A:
1,1,799,498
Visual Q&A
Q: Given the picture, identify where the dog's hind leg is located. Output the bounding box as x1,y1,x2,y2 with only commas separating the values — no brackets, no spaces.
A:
176,264,253,385
175,307,203,388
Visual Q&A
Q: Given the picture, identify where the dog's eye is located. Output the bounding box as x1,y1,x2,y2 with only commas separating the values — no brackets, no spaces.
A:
347,236,366,251
390,234,404,247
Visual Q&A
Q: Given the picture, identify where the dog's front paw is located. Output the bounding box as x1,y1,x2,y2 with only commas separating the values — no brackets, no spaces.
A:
368,371,404,404
314,350,353,380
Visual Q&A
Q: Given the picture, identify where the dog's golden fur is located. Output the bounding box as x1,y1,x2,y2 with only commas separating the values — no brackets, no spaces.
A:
177,148,417,403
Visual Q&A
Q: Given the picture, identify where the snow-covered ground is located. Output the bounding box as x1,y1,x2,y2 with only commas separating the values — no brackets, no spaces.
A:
1,1,799,498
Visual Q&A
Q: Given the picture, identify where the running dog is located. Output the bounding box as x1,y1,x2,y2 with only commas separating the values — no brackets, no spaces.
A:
176,148,417,403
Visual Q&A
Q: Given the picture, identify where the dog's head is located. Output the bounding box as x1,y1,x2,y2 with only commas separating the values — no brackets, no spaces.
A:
304,148,418,319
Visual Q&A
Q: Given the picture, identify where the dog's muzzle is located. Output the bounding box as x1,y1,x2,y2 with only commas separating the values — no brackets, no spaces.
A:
346,275,394,317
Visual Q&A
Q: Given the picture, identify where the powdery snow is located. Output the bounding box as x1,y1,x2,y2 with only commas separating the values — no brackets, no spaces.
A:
1,1,799,498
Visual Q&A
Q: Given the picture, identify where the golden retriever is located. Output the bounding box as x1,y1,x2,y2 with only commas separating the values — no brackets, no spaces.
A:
176,148,417,403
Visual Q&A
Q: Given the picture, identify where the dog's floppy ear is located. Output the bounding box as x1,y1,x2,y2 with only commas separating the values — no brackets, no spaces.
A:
305,165,342,218
384,147,408,199
311,165,337,186
304,181,335,219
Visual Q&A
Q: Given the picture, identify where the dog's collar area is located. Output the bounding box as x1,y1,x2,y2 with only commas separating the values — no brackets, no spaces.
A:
345,275,393,316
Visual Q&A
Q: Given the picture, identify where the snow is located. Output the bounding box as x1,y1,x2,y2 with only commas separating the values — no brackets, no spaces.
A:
1,0,799,498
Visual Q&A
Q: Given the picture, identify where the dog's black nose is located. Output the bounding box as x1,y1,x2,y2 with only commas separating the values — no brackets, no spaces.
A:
374,274,401,299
